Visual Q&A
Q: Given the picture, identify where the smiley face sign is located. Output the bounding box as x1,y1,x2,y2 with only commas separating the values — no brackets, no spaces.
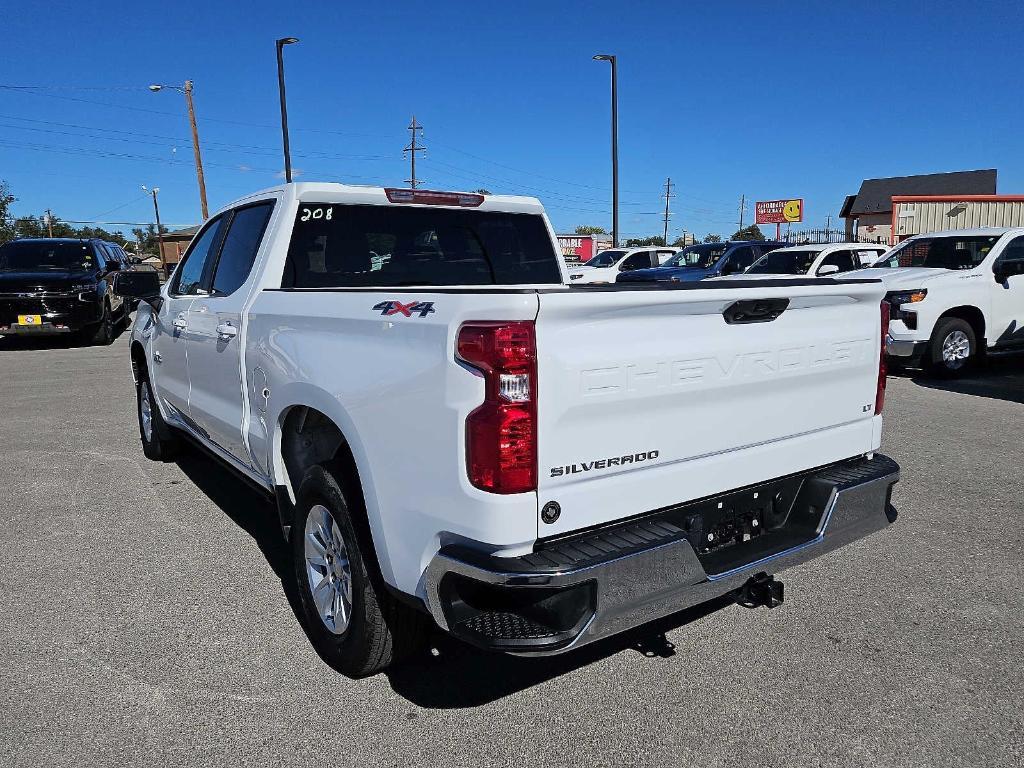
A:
755,199,804,224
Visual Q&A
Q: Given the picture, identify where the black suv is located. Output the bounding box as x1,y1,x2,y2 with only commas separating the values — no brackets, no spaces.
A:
0,238,133,344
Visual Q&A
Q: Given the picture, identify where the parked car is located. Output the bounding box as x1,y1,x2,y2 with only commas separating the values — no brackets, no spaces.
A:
856,227,1024,374
117,182,899,676
0,237,132,344
617,240,789,283
565,246,678,284
739,243,890,278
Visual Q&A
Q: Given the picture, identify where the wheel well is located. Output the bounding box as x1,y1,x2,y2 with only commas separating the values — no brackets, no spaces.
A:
937,306,985,343
130,341,147,385
277,406,384,584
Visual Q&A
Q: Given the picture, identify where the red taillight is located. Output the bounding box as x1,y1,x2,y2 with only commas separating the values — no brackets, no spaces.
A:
457,322,537,494
875,300,890,415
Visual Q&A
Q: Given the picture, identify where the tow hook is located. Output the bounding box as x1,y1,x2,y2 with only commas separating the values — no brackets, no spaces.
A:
735,573,784,609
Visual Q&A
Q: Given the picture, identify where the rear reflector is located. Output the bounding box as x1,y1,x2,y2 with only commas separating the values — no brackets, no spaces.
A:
875,300,889,415
457,322,537,494
385,188,484,207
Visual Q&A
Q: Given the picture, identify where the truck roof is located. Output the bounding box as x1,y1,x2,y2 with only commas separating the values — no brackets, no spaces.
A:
230,182,546,216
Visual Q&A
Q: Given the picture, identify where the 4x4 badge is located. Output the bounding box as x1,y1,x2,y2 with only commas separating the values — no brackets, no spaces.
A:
372,300,436,318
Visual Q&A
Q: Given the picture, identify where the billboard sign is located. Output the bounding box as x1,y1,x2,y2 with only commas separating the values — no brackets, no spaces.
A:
557,234,612,264
755,199,803,225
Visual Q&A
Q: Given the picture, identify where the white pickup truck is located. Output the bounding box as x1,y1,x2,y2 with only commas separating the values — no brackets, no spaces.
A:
115,183,900,676
565,246,678,284
860,227,1024,374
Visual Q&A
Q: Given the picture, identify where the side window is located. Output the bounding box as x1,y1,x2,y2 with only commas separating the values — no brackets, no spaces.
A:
620,251,651,271
724,246,755,274
171,216,226,296
210,202,275,296
996,237,1024,264
819,250,857,273
856,248,884,266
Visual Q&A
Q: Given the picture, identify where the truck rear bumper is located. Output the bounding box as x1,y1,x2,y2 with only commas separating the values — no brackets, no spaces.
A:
424,454,899,655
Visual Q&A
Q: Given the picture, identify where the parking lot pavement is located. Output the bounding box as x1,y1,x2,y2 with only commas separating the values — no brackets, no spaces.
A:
0,332,1022,768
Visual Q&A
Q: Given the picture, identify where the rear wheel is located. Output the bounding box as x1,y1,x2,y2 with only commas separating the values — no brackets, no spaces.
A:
928,317,976,377
84,303,114,346
137,378,179,461
291,463,428,677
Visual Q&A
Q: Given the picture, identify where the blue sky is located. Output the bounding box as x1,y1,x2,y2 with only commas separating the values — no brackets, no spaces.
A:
1,0,1021,240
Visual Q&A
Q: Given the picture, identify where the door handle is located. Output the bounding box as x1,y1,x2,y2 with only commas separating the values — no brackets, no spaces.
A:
172,313,187,330
216,322,238,340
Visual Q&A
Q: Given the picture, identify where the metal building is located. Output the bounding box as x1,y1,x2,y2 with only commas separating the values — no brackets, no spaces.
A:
892,195,1024,242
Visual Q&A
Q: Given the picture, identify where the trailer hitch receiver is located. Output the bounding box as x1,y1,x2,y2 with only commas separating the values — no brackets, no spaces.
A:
735,573,784,609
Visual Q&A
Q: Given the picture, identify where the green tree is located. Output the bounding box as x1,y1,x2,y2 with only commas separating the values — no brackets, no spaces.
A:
731,224,765,241
703,233,722,243
0,181,17,244
624,236,666,247
574,225,607,235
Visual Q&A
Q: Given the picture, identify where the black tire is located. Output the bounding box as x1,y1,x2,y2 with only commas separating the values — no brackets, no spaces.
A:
84,302,114,346
137,376,180,461
927,317,976,377
291,463,428,677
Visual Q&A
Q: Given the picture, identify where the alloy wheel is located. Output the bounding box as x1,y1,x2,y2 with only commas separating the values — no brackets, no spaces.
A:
303,504,354,635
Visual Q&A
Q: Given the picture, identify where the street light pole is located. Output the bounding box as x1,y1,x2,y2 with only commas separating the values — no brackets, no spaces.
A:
142,186,164,271
276,37,300,183
149,81,209,220
593,54,619,248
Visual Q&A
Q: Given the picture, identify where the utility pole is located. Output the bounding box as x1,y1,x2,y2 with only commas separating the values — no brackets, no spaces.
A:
661,178,674,246
143,186,164,270
404,115,426,189
183,81,208,219
148,80,209,219
738,194,745,232
45,208,53,237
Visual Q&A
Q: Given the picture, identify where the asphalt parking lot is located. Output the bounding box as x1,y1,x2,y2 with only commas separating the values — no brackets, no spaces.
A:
1,330,1022,768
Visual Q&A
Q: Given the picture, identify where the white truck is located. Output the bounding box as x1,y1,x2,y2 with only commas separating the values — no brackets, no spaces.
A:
114,183,900,676
859,227,1024,374
565,246,678,284
741,243,889,278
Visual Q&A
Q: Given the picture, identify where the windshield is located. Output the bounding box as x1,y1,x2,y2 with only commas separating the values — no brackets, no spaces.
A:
663,244,726,269
747,249,820,275
585,249,626,268
871,236,1000,270
0,241,96,272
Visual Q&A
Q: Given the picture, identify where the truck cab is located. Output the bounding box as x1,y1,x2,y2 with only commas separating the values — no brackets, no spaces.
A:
862,227,1024,374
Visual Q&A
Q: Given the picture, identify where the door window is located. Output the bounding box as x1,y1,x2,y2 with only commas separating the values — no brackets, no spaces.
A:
994,237,1024,276
819,250,857,273
210,202,275,296
722,247,755,274
620,251,652,271
170,217,226,296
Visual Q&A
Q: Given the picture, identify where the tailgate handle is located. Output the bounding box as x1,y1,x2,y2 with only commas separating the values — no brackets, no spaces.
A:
723,298,790,324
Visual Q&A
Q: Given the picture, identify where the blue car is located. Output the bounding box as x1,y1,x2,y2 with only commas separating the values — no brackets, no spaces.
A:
617,240,789,283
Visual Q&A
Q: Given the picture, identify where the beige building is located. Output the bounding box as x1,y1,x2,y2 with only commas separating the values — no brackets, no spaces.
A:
840,169,996,244
892,195,1024,241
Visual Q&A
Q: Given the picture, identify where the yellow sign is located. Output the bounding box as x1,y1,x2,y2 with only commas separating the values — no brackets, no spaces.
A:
17,315,42,325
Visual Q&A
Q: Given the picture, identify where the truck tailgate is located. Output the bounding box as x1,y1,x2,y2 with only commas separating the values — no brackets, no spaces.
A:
534,280,886,536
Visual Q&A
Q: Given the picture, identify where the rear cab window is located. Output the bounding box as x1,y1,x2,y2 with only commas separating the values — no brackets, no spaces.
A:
282,203,562,288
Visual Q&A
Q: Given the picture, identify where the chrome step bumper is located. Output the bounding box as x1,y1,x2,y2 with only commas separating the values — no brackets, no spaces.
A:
425,454,900,655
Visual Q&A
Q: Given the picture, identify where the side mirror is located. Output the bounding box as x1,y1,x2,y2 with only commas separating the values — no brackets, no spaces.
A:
817,264,840,276
994,260,1024,283
113,270,162,307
